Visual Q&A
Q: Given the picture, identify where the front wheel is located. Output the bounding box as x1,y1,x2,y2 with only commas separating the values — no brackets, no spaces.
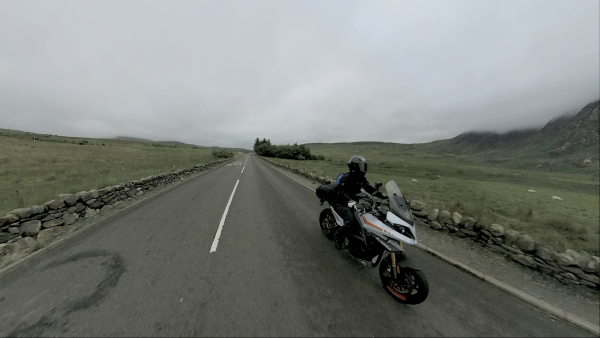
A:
319,208,338,240
379,254,429,305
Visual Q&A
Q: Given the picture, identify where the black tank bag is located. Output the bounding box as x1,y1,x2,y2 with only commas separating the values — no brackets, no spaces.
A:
316,183,337,202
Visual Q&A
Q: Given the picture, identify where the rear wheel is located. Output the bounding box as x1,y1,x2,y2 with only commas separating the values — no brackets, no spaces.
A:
379,255,429,304
319,208,338,240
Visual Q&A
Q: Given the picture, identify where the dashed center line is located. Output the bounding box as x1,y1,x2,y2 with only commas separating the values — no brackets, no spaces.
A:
209,154,249,253
209,179,240,253
240,154,249,173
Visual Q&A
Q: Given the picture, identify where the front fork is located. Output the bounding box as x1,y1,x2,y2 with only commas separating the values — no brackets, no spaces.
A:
390,241,404,279
391,253,398,279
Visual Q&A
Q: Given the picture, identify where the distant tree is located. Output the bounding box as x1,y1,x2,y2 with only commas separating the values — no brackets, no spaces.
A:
253,138,318,160
254,143,273,157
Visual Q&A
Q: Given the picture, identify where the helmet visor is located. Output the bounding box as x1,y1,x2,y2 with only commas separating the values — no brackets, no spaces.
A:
358,162,367,173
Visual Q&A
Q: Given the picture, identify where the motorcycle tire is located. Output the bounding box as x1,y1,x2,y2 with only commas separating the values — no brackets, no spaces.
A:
319,208,338,240
379,255,429,305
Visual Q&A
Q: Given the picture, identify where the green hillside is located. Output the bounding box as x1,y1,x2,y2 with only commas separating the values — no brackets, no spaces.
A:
281,100,600,254
307,100,599,175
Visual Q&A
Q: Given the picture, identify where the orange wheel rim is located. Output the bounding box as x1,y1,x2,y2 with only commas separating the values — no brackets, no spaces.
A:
387,285,407,300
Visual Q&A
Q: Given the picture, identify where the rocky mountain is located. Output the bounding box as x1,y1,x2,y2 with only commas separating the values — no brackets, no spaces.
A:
305,100,599,173
542,101,599,157
413,100,599,169
426,100,598,155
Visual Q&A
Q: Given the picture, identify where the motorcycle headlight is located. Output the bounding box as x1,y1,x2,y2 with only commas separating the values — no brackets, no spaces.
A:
394,224,415,240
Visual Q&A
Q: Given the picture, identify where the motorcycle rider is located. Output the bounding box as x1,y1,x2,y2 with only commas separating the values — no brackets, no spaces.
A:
333,155,386,250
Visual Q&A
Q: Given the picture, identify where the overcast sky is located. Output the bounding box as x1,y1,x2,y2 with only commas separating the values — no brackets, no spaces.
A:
1,0,598,149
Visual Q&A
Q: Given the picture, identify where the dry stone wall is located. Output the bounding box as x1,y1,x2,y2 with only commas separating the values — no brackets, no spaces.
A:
259,156,600,289
0,158,234,263
259,156,334,185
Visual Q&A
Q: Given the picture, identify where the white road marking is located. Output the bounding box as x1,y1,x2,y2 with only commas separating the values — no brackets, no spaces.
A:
210,179,240,253
241,166,245,173
226,155,250,166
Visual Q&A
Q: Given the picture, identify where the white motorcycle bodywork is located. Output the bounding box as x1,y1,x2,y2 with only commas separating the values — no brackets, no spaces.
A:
328,180,417,252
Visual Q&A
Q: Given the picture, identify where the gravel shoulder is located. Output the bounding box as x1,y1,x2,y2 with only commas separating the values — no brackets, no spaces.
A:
262,158,600,328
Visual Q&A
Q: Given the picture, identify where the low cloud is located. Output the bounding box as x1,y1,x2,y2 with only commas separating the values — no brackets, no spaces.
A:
1,0,598,148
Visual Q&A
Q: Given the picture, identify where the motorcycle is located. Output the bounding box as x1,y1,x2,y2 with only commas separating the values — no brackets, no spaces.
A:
317,180,429,304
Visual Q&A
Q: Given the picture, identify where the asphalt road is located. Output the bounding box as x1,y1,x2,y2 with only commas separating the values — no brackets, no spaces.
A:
0,154,591,337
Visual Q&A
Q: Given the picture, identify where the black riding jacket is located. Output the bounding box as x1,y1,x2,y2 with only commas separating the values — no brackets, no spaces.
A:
335,172,377,203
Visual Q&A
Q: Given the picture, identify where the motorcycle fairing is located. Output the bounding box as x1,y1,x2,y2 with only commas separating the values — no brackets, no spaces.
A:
360,213,417,246
386,212,418,244
330,206,345,226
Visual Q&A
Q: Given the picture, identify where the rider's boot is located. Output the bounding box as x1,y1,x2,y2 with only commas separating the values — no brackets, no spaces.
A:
334,222,351,250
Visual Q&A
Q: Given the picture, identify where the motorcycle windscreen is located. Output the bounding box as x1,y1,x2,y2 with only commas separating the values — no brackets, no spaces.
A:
385,180,413,225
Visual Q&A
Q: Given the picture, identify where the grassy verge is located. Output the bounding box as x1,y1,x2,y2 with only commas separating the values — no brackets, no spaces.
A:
267,145,599,254
0,131,237,215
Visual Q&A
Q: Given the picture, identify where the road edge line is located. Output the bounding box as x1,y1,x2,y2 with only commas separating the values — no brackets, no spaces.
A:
0,156,239,278
257,156,600,336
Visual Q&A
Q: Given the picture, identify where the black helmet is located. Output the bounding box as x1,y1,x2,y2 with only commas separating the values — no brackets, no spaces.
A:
348,155,367,174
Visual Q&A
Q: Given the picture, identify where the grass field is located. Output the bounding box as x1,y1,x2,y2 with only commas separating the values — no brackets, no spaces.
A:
270,143,599,255
2,128,597,254
0,130,240,216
